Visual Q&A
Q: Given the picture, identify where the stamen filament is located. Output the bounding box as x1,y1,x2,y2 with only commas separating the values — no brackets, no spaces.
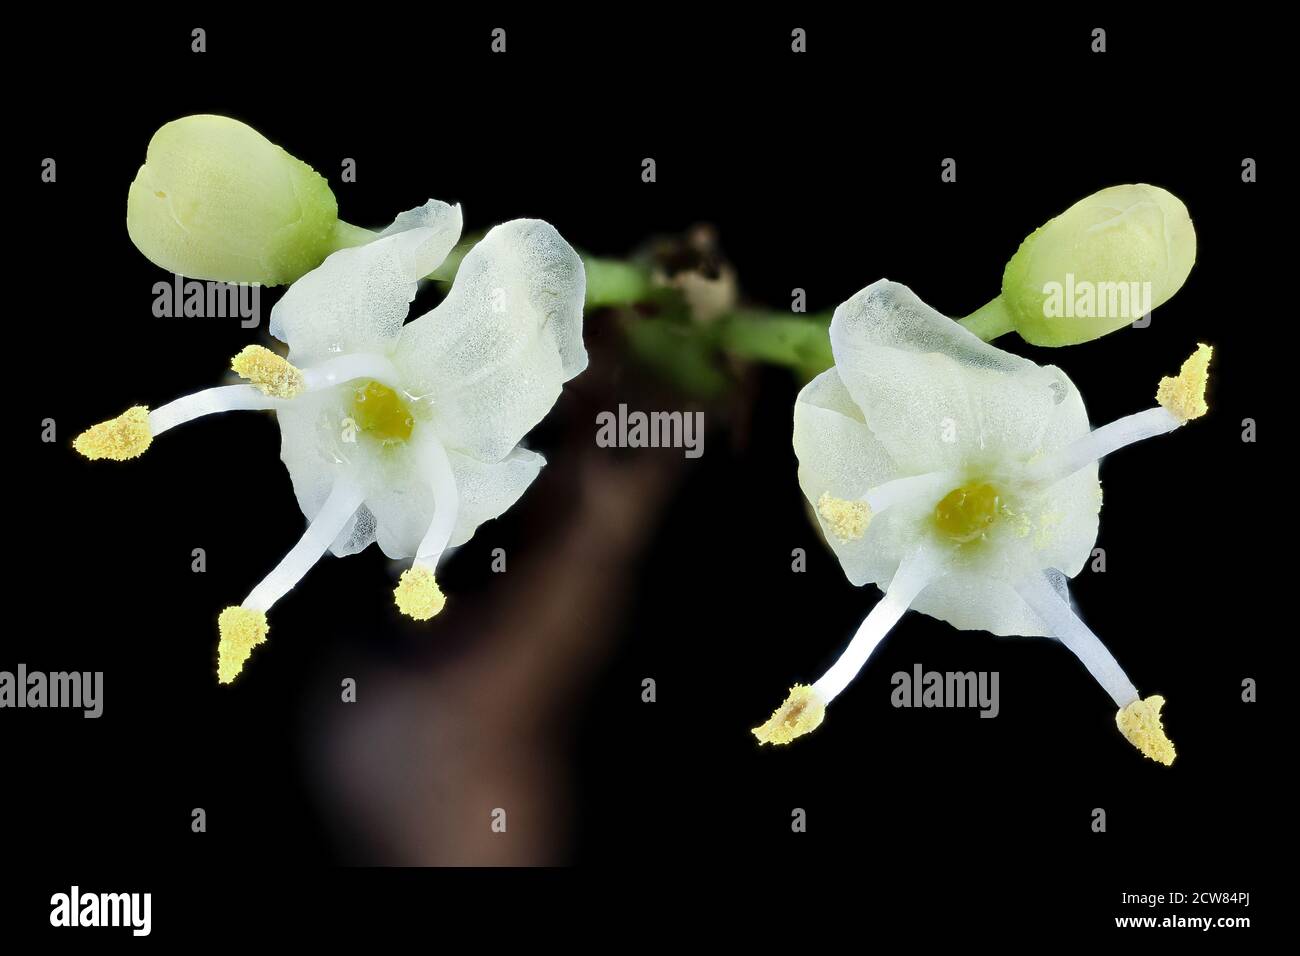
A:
1024,406,1180,487
1026,344,1212,488
393,432,460,621
814,544,946,703
243,478,368,612
414,434,460,565
301,353,403,394
217,477,366,684
865,470,956,513
1018,572,1175,764
148,384,280,435
1015,570,1138,708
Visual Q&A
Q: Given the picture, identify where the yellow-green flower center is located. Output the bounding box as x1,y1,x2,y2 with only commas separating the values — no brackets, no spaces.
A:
350,380,414,445
933,481,1002,544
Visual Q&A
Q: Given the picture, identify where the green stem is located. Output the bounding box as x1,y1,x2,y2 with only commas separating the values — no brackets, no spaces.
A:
958,295,1016,342
330,219,378,254
716,311,834,376
584,256,654,309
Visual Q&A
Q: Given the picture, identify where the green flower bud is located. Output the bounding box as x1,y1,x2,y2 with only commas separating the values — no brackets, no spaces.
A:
126,115,344,286
997,184,1197,346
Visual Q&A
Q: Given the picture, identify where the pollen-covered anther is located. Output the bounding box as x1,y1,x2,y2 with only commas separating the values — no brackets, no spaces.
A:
394,565,446,621
1116,695,1176,766
752,684,827,745
217,606,269,685
1156,343,1212,423
73,406,153,461
817,492,871,541
231,344,305,399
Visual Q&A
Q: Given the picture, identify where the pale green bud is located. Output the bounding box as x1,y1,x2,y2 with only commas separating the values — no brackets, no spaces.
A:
126,115,341,286
1000,184,1197,346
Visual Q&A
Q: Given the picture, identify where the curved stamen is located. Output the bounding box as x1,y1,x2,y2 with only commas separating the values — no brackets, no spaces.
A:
149,384,281,435
74,385,282,461
393,431,460,621
413,432,460,565
1015,570,1138,708
1023,406,1180,488
753,543,947,745
81,351,409,464
1023,343,1212,489
814,543,946,703
218,477,367,683
1015,570,1175,766
243,478,368,613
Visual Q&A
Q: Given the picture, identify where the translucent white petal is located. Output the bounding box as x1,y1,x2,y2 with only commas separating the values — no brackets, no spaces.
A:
1018,461,1101,579
446,446,546,549
366,444,546,559
394,219,587,463
275,387,383,557
823,279,1101,587
830,279,1090,475
795,280,1107,627
905,565,1080,638
1012,358,1100,582
793,368,906,587
269,200,463,365
911,570,1051,637
276,382,547,561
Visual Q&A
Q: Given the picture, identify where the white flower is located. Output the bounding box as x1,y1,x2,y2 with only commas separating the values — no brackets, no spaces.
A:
76,201,587,683
753,279,1211,763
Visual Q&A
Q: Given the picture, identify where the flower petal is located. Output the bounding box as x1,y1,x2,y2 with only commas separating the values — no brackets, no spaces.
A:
269,200,463,365
446,447,546,549
366,445,546,559
830,279,1089,475
275,387,380,556
809,280,1102,618
911,567,1072,638
394,219,587,462
1021,462,1101,579
793,368,905,586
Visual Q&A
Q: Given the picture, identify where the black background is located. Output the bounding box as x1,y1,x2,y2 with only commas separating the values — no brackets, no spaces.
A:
8,10,1280,941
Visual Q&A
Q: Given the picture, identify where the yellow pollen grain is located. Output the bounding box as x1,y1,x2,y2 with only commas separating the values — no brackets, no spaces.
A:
232,345,305,399
1156,343,1212,423
73,406,152,461
394,566,446,621
752,684,826,745
1116,695,1176,766
217,606,269,685
817,492,871,541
